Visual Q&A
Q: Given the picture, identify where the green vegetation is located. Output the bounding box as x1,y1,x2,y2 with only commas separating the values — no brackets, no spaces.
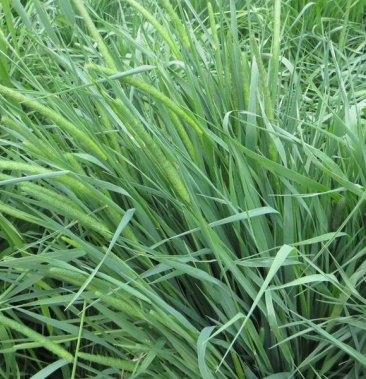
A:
0,0,365,378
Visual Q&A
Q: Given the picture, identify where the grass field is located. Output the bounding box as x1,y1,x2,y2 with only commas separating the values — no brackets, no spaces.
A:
0,0,365,378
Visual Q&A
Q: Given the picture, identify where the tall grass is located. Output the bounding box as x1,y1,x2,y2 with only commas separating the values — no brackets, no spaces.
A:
0,0,365,378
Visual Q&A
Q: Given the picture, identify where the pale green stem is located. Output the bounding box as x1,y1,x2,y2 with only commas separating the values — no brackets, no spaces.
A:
159,0,190,48
251,37,274,123
71,301,86,379
251,37,278,163
208,2,223,86
72,0,117,70
339,0,351,53
270,0,281,107
123,0,181,58
208,2,219,47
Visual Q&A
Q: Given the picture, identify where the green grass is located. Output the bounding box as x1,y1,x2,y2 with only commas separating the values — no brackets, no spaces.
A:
0,0,366,378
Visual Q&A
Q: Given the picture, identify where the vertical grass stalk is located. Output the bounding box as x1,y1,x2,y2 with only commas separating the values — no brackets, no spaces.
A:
270,0,281,106
159,0,190,48
250,37,278,163
122,0,181,58
72,0,117,70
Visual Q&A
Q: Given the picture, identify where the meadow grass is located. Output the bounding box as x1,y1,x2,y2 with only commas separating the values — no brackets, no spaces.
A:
0,0,365,378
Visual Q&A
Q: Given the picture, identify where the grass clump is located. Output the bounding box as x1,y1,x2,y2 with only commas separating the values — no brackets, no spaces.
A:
0,0,366,378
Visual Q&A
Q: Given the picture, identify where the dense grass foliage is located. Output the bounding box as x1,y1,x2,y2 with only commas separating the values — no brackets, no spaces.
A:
0,0,365,378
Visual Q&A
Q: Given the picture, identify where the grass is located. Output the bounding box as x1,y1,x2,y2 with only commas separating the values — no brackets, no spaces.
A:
0,0,365,378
